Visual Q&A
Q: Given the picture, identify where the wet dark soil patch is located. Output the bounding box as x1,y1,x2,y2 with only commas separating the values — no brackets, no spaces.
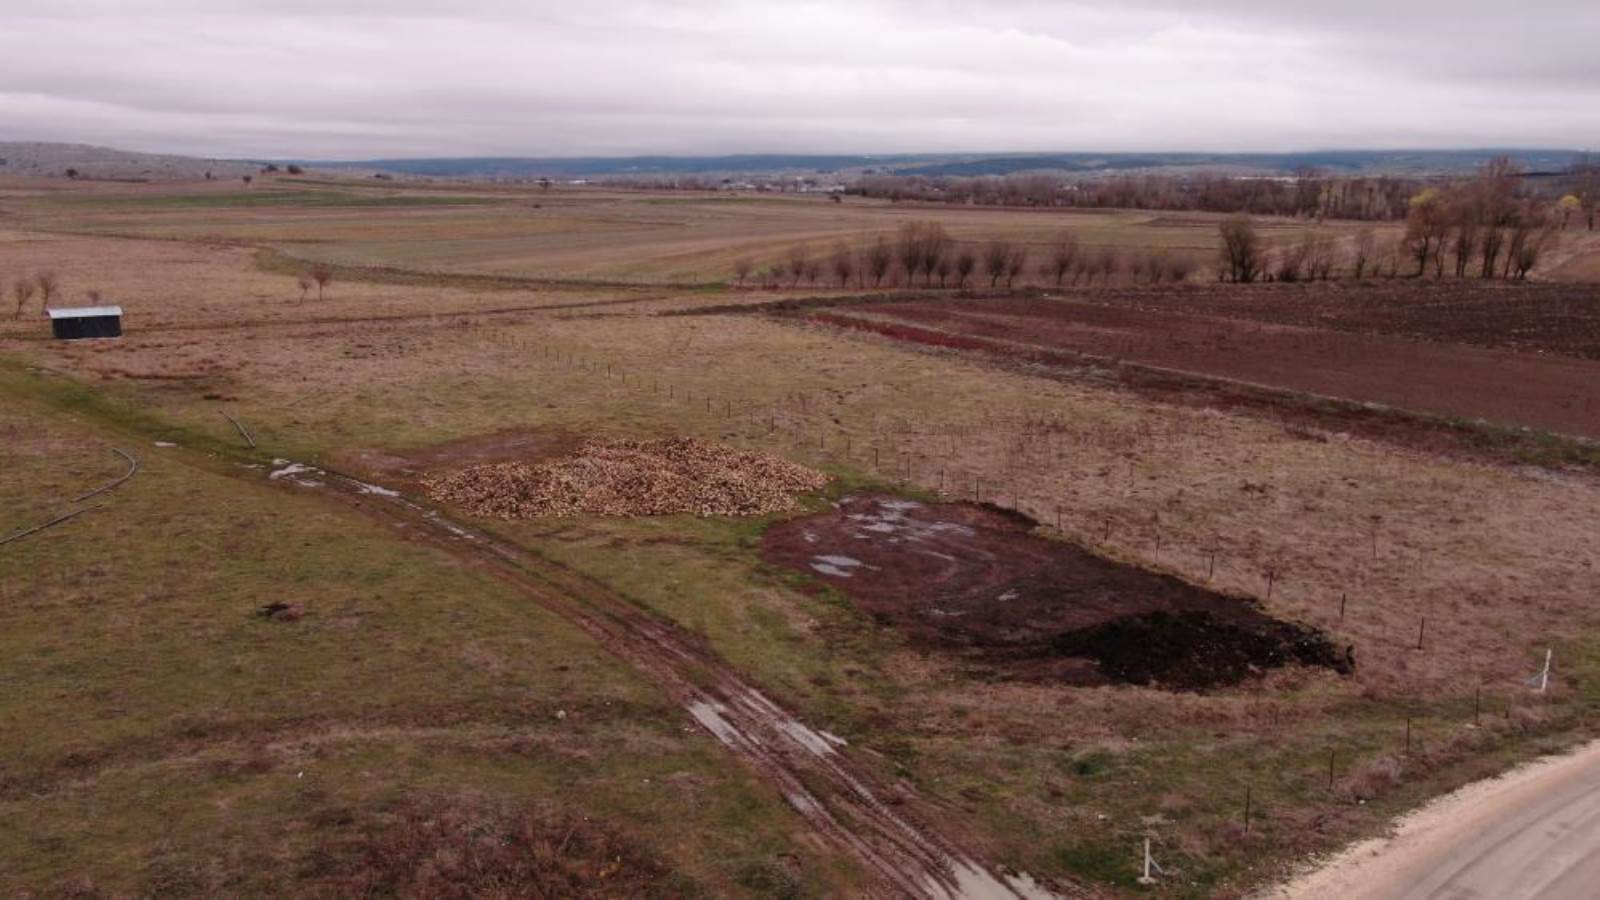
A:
762,495,1350,690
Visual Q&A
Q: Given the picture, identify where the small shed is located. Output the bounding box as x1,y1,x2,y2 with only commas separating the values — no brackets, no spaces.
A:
48,306,123,340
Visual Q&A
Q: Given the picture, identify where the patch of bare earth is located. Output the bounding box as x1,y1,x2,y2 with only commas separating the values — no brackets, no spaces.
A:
763,495,1351,691
425,436,828,519
829,293,1600,439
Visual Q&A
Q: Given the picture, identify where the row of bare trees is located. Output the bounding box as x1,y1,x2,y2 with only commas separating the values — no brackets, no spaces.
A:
854,171,1428,221
733,223,1198,291
1218,156,1567,284
851,155,1600,228
10,271,59,319
1399,157,1556,280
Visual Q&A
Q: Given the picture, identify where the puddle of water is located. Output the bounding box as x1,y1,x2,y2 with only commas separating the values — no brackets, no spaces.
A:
351,480,400,497
687,700,743,748
268,461,318,481
926,862,1057,900
811,553,869,578
777,719,843,758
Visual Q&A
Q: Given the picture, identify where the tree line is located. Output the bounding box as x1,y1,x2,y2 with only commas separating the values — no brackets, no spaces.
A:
1219,158,1563,283
849,155,1599,226
732,222,1197,291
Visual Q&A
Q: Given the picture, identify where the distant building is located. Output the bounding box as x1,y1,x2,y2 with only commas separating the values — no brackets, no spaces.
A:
48,305,122,340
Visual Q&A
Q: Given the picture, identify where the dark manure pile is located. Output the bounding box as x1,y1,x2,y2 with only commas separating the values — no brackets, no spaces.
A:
761,495,1352,691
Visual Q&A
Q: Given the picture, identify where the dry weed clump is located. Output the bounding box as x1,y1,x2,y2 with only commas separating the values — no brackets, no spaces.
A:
1337,754,1404,802
426,437,828,519
302,802,684,898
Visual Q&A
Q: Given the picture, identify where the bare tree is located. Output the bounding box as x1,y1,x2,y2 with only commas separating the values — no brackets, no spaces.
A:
1451,223,1479,278
921,224,951,286
933,253,953,288
307,262,334,301
242,174,253,187
1094,247,1119,285
1005,245,1029,287
1480,228,1506,279
1512,226,1554,279
787,245,810,287
1502,200,1551,280
1577,152,1598,231
1165,253,1196,283
734,257,753,286
1217,216,1263,283
953,247,977,289
1558,195,1581,230
864,236,894,288
13,279,37,319
1404,188,1450,276
829,242,854,288
803,258,822,287
1304,233,1336,281
983,240,1012,287
1045,231,1080,286
1132,250,1164,284
296,273,313,302
35,271,59,309
1351,228,1376,279
896,223,926,286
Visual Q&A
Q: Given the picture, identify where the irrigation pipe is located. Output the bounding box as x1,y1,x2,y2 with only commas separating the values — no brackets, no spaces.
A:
72,448,139,503
2,448,137,548
0,505,105,547
221,412,256,448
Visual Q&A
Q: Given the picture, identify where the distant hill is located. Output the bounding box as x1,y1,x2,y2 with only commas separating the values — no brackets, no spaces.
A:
2,142,1584,183
300,154,938,178
300,149,1587,180
883,150,1584,178
0,142,263,181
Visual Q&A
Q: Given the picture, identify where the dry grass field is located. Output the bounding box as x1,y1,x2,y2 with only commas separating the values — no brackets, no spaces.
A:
4,175,1396,287
4,177,1600,897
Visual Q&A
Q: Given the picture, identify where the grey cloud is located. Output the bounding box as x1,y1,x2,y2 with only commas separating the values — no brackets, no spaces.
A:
1,0,1595,158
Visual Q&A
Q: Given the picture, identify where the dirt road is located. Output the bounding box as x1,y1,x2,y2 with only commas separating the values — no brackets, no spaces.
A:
1267,739,1600,899
263,458,1054,899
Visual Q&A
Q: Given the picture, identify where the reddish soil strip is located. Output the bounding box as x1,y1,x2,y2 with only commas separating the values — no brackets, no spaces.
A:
259,460,1052,899
1068,281,1600,360
821,296,1600,440
762,496,1348,690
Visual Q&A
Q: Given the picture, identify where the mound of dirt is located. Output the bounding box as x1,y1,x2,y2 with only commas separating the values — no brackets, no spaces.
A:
425,437,828,519
761,495,1351,690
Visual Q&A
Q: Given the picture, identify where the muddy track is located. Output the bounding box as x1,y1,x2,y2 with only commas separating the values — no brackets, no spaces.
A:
261,459,1054,899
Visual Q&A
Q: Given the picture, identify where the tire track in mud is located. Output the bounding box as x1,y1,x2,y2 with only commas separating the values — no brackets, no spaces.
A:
262,458,1058,899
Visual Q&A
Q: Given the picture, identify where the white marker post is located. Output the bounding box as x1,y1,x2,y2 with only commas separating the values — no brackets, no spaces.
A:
1138,838,1156,885
1539,648,1553,693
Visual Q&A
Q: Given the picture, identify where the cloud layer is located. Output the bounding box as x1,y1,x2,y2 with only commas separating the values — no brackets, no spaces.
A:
3,1,1596,158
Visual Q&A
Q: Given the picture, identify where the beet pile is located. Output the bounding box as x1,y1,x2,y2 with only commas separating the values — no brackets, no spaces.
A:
425,437,828,519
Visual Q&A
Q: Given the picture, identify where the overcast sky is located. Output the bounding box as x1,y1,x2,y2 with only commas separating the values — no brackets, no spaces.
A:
2,0,1597,159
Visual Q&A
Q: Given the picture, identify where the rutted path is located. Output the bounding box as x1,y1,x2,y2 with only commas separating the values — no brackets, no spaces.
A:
264,457,1057,899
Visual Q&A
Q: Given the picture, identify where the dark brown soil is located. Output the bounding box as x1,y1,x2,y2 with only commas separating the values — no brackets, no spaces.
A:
848,293,1600,439
1073,281,1600,360
762,495,1350,690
